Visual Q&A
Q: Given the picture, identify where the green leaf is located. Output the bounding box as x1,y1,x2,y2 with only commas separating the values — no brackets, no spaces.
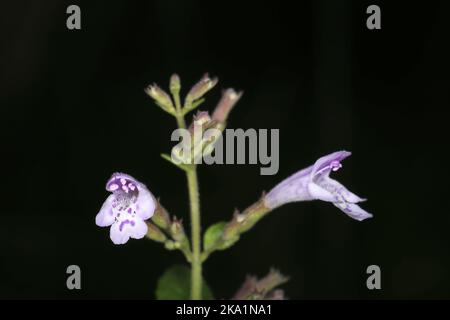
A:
155,265,214,300
203,222,227,252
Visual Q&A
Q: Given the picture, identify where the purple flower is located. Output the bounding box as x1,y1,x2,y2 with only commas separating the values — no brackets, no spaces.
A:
96,173,156,244
264,151,372,221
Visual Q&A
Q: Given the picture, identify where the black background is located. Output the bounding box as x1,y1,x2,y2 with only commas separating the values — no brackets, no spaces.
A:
1,0,449,299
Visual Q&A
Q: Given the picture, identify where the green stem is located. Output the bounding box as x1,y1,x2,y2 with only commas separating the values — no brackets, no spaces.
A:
175,113,186,130
172,88,202,299
173,92,186,129
186,168,202,299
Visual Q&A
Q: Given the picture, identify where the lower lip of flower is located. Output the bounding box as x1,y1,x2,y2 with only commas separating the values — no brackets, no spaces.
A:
119,219,136,231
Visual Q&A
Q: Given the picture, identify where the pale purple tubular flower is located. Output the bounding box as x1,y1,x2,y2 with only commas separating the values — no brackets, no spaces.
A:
96,173,156,244
264,151,372,221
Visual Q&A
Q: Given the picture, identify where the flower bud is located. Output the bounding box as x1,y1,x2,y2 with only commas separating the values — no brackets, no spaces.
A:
189,111,212,137
191,111,213,151
152,202,171,231
164,240,180,250
170,217,187,242
146,222,167,243
232,269,288,300
192,112,226,161
145,84,175,113
186,73,218,103
170,73,181,95
212,89,243,123
257,268,289,294
265,289,286,300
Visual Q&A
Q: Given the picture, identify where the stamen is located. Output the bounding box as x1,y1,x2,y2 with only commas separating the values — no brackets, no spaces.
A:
315,160,342,176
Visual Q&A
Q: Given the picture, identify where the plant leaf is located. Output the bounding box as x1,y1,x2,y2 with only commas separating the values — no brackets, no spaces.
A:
203,222,227,252
155,265,214,300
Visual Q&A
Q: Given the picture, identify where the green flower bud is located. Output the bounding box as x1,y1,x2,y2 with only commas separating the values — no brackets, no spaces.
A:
145,84,175,113
170,217,187,242
152,202,171,231
146,222,167,243
170,74,181,95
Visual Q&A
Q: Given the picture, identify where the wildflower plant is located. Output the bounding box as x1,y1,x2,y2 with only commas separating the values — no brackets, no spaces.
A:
95,74,372,300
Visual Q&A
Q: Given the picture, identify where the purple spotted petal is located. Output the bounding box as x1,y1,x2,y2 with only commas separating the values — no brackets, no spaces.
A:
96,194,116,227
96,173,156,244
110,216,148,245
106,172,141,193
106,172,156,220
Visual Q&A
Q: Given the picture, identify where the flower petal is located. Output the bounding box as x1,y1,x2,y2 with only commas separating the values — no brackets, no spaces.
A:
307,182,336,202
264,151,373,222
264,168,313,209
317,177,366,203
135,184,156,220
95,194,116,227
333,201,373,221
331,178,366,203
106,172,138,192
109,216,148,245
106,172,156,221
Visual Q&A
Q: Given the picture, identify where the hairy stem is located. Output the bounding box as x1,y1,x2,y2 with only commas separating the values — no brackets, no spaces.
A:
172,88,202,299
173,92,186,129
186,167,202,299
